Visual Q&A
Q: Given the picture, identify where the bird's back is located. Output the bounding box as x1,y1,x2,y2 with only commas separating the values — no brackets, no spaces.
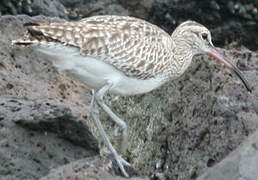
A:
13,15,174,80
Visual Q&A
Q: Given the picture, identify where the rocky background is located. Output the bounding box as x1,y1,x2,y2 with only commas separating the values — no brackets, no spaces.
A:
0,0,258,180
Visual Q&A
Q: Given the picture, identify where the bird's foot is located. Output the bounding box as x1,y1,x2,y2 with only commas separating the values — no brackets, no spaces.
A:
108,153,137,178
118,155,131,167
114,154,130,177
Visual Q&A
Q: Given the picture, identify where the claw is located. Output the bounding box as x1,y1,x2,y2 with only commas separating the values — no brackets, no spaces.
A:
119,156,131,167
113,155,130,177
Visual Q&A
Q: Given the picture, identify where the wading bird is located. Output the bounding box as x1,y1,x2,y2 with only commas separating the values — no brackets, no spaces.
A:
12,15,252,177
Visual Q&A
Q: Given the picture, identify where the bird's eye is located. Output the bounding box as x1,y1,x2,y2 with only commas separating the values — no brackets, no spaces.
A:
201,33,208,40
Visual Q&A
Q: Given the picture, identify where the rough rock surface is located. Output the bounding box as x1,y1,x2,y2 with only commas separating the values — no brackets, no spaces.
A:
0,0,68,19
100,47,258,180
40,156,148,180
0,98,98,180
149,0,258,50
0,4,258,180
0,98,98,151
197,130,258,180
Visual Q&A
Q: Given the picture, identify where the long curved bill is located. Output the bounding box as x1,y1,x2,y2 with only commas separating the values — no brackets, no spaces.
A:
208,49,252,93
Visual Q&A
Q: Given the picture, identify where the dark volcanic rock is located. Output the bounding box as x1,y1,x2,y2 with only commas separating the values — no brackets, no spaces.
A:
0,98,98,180
0,98,98,151
40,156,149,180
0,0,68,19
102,47,258,179
149,0,258,50
197,130,258,180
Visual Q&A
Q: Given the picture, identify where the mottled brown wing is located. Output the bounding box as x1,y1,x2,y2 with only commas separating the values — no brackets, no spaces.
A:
27,16,172,79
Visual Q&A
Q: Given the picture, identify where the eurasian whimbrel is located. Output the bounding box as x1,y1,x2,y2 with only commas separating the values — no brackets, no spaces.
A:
12,15,252,177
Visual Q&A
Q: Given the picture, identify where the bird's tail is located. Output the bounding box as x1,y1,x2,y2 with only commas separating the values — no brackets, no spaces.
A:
12,22,59,46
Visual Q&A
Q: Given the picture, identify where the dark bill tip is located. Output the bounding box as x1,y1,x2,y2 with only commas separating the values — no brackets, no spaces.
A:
231,66,253,93
208,49,252,93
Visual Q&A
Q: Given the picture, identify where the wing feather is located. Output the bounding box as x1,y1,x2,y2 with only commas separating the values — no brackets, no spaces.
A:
20,16,172,79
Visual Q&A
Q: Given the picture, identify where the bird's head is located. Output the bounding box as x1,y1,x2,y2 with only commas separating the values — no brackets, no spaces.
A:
172,20,252,93
172,20,213,55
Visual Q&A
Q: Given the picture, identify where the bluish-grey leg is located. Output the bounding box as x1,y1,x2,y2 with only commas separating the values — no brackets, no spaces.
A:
95,82,128,153
90,82,130,177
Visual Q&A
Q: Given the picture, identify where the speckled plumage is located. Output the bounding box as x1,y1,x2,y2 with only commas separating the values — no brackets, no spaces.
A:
13,16,206,82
